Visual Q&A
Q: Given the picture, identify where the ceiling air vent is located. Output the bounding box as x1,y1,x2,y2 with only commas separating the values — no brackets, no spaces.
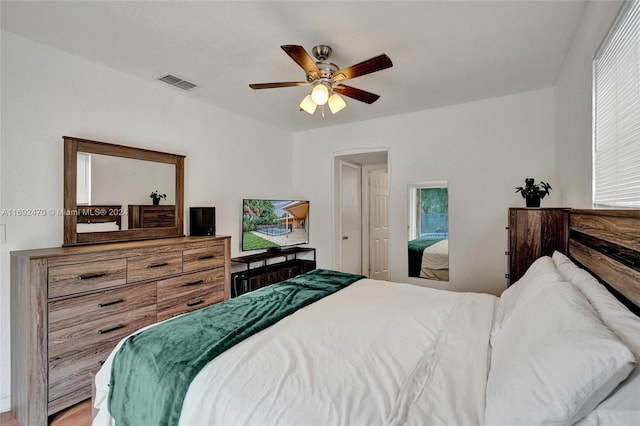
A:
158,74,197,91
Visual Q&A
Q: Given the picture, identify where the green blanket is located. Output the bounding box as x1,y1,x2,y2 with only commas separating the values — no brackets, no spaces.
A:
408,238,442,277
108,268,365,426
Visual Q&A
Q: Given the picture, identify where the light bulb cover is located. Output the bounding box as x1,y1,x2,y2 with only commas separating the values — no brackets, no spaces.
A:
299,95,317,114
328,93,347,114
311,83,329,105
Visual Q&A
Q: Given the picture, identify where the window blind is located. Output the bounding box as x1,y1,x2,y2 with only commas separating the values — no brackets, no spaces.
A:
593,0,640,208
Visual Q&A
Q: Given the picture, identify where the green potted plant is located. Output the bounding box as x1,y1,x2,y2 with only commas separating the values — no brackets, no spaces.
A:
514,178,552,208
150,190,167,205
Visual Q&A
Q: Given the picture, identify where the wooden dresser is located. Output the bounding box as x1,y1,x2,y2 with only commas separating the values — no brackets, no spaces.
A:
128,205,176,228
10,236,231,426
507,208,569,285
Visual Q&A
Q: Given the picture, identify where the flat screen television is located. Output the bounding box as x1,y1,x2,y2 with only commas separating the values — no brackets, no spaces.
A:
242,199,310,252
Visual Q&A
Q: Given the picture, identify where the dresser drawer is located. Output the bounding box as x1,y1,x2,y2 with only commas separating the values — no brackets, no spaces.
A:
127,251,182,282
48,259,127,298
48,340,118,406
144,210,176,227
129,205,176,229
157,288,224,322
157,269,224,321
183,244,225,272
48,282,156,358
157,269,223,301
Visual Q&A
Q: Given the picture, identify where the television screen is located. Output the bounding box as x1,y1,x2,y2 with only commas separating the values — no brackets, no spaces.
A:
242,199,310,251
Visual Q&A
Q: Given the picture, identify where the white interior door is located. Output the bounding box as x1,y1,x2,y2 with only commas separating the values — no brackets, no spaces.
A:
369,169,389,280
340,161,362,274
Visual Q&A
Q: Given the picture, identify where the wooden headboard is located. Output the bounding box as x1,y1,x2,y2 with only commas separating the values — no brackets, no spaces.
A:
568,209,640,314
76,204,122,229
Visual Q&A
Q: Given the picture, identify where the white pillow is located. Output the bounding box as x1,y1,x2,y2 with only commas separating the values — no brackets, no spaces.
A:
486,281,636,426
552,251,640,425
494,256,563,331
552,250,594,286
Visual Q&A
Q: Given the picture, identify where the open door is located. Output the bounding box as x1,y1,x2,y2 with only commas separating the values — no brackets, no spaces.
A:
333,150,389,278
368,168,389,280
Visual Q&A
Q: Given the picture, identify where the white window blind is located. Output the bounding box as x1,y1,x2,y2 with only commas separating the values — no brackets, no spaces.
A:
593,0,640,208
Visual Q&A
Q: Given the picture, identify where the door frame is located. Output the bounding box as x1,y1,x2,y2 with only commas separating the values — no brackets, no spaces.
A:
332,148,390,274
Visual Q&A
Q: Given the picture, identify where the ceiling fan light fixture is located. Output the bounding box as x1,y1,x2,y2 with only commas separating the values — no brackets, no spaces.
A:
328,93,347,114
311,83,329,105
249,45,392,117
299,94,317,115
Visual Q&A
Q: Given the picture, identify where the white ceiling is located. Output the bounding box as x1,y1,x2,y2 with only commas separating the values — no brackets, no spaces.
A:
1,1,588,133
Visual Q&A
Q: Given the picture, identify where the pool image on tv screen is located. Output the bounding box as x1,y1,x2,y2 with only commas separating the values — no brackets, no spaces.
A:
242,199,310,251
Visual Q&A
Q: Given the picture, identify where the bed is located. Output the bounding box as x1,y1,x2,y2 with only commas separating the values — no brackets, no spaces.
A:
76,205,122,233
420,238,449,280
407,237,449,279
93,209,640,426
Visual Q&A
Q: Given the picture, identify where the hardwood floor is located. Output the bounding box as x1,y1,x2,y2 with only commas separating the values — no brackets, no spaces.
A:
0,399,91,426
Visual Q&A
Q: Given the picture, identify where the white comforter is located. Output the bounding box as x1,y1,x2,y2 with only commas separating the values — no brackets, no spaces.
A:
422,239,449,270
94,279,497,426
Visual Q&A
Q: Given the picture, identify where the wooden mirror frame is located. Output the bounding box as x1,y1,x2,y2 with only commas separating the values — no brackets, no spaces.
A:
63,136,185,246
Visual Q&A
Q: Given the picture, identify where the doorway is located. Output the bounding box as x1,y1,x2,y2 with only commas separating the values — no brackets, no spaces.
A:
333,150,389,279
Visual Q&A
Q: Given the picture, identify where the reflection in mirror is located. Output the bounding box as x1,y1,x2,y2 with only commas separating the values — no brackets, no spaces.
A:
408,181,449,281
76,153,176,232
63,136,185,246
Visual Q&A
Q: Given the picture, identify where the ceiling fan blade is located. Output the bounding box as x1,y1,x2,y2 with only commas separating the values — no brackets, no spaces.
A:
332,54,393,82
333,84,380,104
249,82,311,89
281,45,321,80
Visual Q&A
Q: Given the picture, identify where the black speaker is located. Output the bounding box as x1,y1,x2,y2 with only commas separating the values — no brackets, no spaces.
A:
190,207,215,236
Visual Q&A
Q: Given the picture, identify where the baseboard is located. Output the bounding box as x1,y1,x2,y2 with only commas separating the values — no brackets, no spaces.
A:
0,394,10,414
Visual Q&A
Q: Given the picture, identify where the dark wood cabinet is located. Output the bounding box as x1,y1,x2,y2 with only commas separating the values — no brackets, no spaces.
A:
508,208,569,285
231,248,316,297
128,205,176,228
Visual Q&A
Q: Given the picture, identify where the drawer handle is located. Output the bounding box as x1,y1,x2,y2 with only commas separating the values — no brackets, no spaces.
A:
98,324,125,334
147,262,169,269
78,272,107,281
198,255,214,260
98,298,124,308
187,299,204,307
182,279,204,287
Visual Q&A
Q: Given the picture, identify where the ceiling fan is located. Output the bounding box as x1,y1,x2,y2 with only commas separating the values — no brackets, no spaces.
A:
249,45,393,115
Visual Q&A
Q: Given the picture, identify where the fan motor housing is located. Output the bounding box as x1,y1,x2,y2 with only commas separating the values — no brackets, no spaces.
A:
310,45,339,81
318,62,339,79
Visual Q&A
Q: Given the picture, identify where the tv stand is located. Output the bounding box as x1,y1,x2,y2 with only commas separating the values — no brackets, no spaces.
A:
231,247,316,297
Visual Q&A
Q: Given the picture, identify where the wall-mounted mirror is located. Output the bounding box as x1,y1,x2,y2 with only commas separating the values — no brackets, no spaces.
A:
63,136,185,246
408,181,449,281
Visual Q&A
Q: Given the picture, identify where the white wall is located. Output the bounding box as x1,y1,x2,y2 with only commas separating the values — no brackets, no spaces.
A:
0,31,293,411
91,154,177,205
292,88,558,296
555,1,624,207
